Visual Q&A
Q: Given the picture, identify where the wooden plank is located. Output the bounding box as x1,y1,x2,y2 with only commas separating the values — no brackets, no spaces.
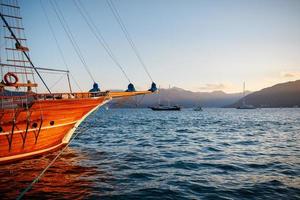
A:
0,83,38,87
0,3,20,9
109,91,152,98
5,47,29,52
12,72,34,75
0,63,31,69
0,63,69,73
5,48,19,51
14,83,38,87
2,14,22,19
3,26,24,30
7,59,30,63
4,36,26,41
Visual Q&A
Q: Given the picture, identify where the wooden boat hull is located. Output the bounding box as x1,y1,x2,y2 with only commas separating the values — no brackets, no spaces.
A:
0,97,108,164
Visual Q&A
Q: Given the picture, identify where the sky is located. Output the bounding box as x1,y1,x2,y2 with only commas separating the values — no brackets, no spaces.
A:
13,0,300,93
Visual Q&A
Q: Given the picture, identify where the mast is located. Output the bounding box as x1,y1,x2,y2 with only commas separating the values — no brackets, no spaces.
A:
158,85,161,105
242,81,246,105
168,84,171,106
0,9,51,93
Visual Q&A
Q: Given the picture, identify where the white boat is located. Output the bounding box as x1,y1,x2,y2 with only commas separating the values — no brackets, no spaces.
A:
237,82,256,109
194,106,203,111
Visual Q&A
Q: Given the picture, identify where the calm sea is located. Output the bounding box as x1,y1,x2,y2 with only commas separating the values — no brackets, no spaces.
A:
1,108,299,199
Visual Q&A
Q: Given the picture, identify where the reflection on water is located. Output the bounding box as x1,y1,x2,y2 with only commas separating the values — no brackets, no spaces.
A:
0,108,299,199
0,148,112,199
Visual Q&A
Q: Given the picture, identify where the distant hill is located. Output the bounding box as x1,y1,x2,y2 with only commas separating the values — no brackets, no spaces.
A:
228,80,300,108
110,87,246,108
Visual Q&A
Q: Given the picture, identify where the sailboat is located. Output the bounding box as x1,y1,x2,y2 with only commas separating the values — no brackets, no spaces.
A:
149,105,181,111
0,2,155,163
237,82,256,109
149,86,181,111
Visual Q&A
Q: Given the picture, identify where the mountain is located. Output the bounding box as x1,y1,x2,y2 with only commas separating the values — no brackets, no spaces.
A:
228,80,300,108
110,87,246,108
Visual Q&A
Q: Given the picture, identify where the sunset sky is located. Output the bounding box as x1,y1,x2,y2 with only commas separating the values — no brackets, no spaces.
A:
17,0,300,93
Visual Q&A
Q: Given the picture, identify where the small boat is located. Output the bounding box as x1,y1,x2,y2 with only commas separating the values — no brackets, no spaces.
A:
237,104,256,109
149,85,181,111
193,106,203,111
149,105,181,111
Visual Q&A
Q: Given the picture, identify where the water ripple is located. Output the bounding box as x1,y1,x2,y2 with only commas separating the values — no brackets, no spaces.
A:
0,108,299,199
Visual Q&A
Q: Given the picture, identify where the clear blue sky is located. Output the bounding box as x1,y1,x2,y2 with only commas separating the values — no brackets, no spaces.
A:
18,0,300,93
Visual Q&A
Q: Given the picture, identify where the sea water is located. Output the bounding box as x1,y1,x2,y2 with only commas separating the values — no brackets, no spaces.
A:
1,108,299,199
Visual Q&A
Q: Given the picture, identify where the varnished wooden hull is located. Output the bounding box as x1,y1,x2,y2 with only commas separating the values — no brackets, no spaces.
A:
0,97,108,164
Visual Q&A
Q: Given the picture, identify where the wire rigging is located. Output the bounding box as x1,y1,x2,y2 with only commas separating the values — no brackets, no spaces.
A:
73,0,132,83
49,73,65,89
49,0,95,83
39,0,82,92
106,0,154,82
40,0,68,70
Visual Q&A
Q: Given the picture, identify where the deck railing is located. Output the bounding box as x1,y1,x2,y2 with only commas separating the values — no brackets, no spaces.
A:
0,91,109,100
35,91,109,100
0,91,110,110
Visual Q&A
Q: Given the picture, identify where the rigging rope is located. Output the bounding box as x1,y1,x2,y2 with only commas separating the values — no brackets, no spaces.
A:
49,73,65,89
15,0,37,92
106,0,154,82
0,11,51,93
70,72,83,92
40,0,68,70
40,0,82,92
49,0,96,83
74,0,132,83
